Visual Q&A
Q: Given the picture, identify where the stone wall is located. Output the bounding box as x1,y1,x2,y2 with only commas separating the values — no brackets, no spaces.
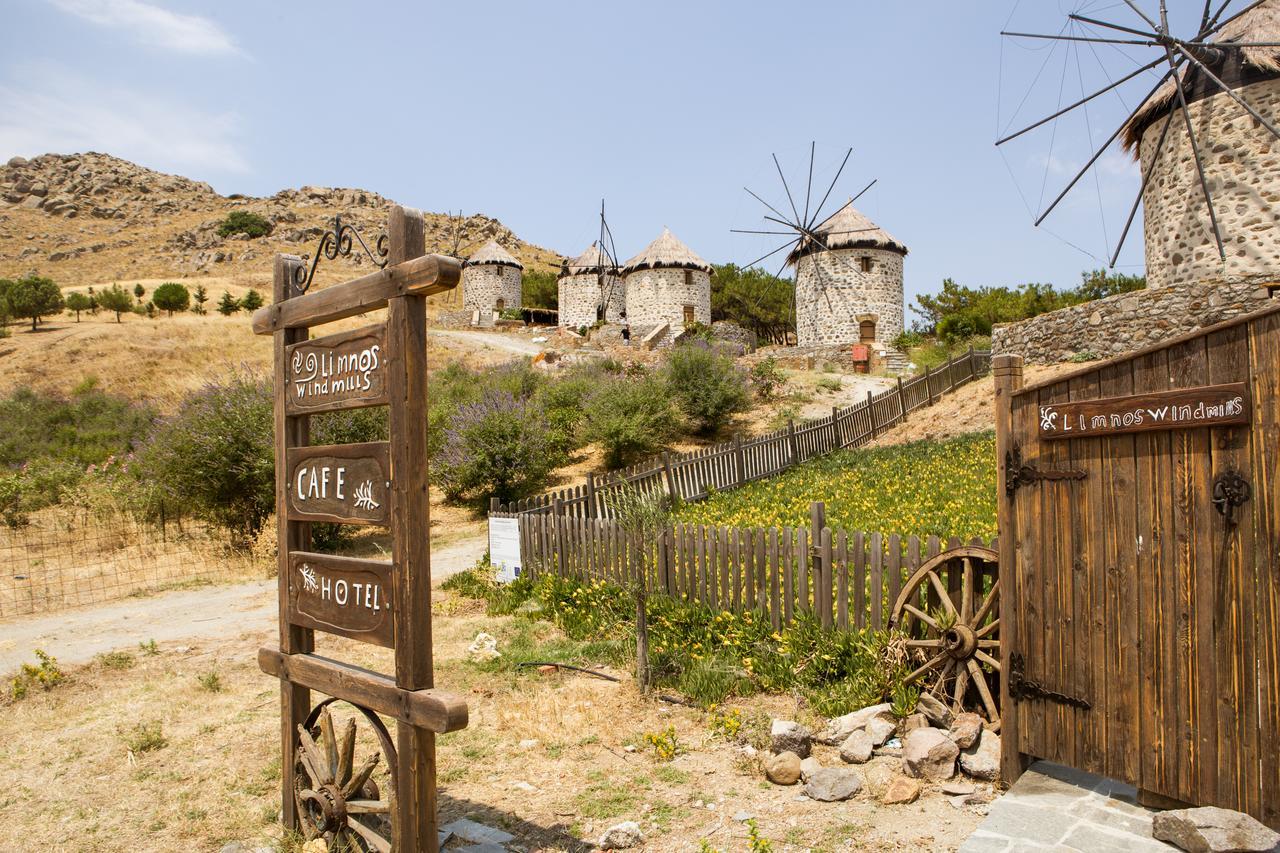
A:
462,264,522,312
1140,76,1280,289
992,280,1274,364
794,247,904,346
623,267,711,347
557,272,624,328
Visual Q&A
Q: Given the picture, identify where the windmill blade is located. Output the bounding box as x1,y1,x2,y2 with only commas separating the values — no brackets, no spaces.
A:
1001,30,1158,46
744,186,796,228
1067,13,1155,39
773,153,803,228
1119,0,1162,33
1110,98,1179,267
806,147,853,231
731,228,802,236
1201,0,1215,33
742,238,801,272
802,141,816,228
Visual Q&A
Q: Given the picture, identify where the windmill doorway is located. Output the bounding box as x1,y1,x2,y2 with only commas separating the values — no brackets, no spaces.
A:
858,319,877,344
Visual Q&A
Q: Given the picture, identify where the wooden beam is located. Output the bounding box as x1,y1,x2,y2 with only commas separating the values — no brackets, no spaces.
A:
258,646,468,733
251,253,462,334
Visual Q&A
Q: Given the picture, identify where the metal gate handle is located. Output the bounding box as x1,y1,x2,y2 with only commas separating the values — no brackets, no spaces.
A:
1212,470,1251,526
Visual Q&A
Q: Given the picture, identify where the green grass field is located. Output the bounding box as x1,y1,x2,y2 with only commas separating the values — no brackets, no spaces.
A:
675,431,997,540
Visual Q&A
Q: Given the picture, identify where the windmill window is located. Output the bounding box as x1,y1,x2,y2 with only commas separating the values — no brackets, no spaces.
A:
496,298,506,311
859,319,876,343
859,256,873,273
683,305,696,326
684,269,693,286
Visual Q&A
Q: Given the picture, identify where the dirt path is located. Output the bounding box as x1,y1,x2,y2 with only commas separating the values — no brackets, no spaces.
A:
430,328,543,356
0,532,489,674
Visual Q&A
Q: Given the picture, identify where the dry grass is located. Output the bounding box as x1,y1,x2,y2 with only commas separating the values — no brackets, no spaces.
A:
0,592,987,852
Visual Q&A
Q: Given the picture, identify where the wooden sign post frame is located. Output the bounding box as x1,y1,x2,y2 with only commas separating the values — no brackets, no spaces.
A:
257,205,467,851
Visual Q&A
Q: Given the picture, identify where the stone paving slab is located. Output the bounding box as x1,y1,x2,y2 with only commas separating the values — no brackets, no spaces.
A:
958,761,1179,853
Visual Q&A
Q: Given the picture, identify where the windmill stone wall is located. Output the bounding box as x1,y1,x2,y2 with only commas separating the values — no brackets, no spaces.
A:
462,264,522,313
558,272,624,327
794,247,904,347
1139,76,1280,289
623,267,711,344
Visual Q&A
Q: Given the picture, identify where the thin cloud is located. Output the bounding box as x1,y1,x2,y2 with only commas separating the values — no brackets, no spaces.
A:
0,64,249,175
47,0,237,55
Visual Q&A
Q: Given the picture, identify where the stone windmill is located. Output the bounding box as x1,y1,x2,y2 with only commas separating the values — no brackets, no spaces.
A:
461,240,523,324
998,0,1280,287
557,202,625,328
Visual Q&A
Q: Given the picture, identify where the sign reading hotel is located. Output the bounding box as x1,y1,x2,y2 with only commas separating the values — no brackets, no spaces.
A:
285,442,390,524
1038,382,1250,440
287,552,394,648
285,324,387,414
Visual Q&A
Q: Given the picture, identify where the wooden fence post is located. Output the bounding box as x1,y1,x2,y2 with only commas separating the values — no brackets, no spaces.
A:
787,420,800,464
968,345,977,379
553,497,567,577
809,502,831,628
586,472,597,518
867,391,878,439
993,353,1026,785
831,406,840,450
924,364,935,406
896,376,907,423
489,497,501,513
733,434,746,486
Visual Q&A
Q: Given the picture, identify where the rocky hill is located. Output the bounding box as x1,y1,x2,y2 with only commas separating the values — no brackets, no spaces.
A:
0,152,563,289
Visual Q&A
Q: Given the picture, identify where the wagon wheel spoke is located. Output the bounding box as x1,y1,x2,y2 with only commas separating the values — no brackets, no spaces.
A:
903,603,940,630
296,728,330,788
968,658,1000,723
905,651,948,685
972,579,999,626
977,639,1000,649
346,798,391,815
905,639,944,649
977,619,1000,639
926,570,957,616
343,752,381,800
930,658,956,696
319,708,339,781
337,717,357,788
347,814,393,853
960,557,974,623
975,650,1001,671
951,660,971,710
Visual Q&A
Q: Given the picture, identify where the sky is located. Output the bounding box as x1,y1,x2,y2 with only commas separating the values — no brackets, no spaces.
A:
1,0,1224,319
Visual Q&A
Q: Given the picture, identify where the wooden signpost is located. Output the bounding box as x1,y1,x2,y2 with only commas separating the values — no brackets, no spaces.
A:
255,206,466,851
1038,381,1250,439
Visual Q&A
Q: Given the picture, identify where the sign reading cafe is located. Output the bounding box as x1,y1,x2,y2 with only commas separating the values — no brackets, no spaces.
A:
285,441,390,524
1038,382,1250,440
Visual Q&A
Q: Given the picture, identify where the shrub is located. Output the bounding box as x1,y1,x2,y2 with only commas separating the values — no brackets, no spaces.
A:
95,284,134,322
191,284,209,315
120,720,167,753
197,670,223,692
816,375,842,392
65,291,93,322
216,210,272,239
7,274,63,332
151,282,190,316
583,376,680,469
10,649,64,699
434,390,555,506
533,373,595,457
239,288,264,312
891,330,926,351
0,386,154,470
216,291,240,316
133,372,274,540
663,342,748,435
749,357,784,401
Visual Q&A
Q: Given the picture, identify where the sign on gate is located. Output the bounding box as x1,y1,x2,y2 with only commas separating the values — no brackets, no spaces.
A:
489,516,522,583
285,324,388,414
1037,381,1250,439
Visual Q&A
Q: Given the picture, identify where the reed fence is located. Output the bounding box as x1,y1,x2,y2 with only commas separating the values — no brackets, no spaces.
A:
496,348,991,519
500,501,998,632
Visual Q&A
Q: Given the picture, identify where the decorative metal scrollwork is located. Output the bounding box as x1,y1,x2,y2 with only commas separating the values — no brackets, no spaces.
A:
1005,446,1087,496
1212,469,1251,527
1009,652,1091,710
293,215,389,294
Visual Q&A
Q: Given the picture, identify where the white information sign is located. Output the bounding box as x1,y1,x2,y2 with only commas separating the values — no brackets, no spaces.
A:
488,516,522,584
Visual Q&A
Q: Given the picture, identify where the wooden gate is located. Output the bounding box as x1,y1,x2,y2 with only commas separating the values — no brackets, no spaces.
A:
995,301,1279,829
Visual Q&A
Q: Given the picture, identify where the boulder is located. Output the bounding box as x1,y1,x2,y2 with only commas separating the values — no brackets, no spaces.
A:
770,719,813,758
1152,807,1280,853
901,713,929,733
866,715,898,746
881,776,922,805
917,692,954,728
765,751,801,785
599,821,644,850
799,756,822,783
817,703,892,745
949,712,983,749
958,728,1000,781
839,730,874,764
803,767,863,802
902,727,958,781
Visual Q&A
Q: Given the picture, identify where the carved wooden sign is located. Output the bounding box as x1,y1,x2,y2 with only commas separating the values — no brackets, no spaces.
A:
285,324,387,414
286,551,394,648
1039,382,1250,440
285,442,390,524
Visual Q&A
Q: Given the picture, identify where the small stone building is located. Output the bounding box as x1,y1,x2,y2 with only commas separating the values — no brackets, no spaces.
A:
1123,2,1280,289
621,227,713,346
557,242,624,328
462,240,523,319
788,203,907,347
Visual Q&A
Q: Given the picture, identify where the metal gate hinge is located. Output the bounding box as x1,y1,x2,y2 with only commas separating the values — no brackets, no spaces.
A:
1009,652,1091,710
1005,447,1087,496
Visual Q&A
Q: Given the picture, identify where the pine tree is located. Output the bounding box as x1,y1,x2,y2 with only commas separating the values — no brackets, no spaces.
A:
216,291,240,316
133,283,146,304
239,288,264,312
192,284,209,315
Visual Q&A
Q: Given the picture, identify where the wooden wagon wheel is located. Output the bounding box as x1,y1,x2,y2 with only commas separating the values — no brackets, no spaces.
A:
294,697,398,853
888,546,1001,730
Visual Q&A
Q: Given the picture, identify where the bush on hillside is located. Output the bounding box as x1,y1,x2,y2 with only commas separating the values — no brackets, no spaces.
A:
216,211,272,239
583,376,680,469
95,284,134,322
434,390,554,506
240,289,264,312
6,274,64,332
151,282,190,316
663,342,749,435
65,291,93,322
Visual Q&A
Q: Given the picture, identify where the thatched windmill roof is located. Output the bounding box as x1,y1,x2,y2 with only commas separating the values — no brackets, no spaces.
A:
560,242,619,277
467,239,524,269
787,202,907,265
621,227,714,275
1123,0,1280,152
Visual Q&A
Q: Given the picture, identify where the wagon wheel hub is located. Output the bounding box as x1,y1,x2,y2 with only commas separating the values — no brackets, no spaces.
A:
943,623,978,660
301,785,348,833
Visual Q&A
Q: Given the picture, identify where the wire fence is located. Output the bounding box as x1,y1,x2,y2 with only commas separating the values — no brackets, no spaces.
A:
0,506,268,618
